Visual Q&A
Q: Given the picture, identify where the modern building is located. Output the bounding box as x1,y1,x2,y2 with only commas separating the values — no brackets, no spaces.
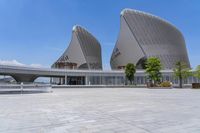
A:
0,9,194,86
111,9,190,70
52,25,102,70
51,25,102,84
0,65,199,86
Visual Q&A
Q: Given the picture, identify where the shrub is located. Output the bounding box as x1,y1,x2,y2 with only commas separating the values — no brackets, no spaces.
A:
160,81,172,87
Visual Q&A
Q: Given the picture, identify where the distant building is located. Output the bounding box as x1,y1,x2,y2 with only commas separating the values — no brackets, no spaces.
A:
111,9,190,70
52,25,102,70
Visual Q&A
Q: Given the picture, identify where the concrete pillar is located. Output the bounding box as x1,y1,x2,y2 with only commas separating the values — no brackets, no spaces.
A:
99,75,102,85
65,75,67,85
50,78,52,84
60,78,63,85
115,76,117,85
85,76,88,85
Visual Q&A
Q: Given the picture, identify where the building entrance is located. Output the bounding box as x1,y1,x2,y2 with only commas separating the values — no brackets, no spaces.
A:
67,76,85,85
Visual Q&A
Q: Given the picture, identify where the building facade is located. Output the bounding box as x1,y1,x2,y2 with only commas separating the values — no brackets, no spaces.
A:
52,25,102,70
111,9,190,70
51,25,103,84
0,65,199,86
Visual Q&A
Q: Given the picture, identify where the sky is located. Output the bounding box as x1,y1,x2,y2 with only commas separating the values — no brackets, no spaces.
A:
0,0,200,70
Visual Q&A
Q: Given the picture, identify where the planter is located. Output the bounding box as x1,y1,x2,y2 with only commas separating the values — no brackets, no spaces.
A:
148,87,172,89
192,83,200,89
147,82,172,89
146,82,155,88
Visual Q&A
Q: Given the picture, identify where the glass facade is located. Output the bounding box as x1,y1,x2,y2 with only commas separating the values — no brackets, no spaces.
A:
52,72,199,86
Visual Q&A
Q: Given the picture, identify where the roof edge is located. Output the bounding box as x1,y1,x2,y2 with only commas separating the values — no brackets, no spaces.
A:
120,8,182,34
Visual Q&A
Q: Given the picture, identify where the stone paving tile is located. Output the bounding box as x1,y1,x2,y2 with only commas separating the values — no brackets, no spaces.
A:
0,88,200,133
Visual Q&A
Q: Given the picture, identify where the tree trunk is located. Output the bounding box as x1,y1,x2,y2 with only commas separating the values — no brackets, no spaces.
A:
179,76,183,88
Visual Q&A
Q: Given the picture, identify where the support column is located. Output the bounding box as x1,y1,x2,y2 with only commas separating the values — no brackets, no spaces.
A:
65,75,67,85
61,78,63,85
50,78,52,84
85,76,88,85
115,76,117,85
100,75,102,85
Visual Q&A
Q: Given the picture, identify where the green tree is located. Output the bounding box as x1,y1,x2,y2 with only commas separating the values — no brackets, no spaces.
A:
145,57,162,86
194,65,200,80
173,61,191,88
125,63,136,85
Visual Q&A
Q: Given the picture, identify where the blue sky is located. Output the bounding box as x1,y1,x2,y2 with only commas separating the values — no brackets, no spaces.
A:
0,0,200,69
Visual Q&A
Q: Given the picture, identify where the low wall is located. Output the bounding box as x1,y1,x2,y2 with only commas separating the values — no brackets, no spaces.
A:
52,85,147,88
52,84,192,89
0,84,52,93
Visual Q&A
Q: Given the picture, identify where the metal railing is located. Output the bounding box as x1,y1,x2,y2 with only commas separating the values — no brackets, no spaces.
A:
0,83,52,94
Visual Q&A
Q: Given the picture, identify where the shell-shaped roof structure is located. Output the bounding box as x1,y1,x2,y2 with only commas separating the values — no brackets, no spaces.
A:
52,25,102,70
111,9,190,69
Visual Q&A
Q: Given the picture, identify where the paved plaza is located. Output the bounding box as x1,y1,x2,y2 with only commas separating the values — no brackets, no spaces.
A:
0,88,200,133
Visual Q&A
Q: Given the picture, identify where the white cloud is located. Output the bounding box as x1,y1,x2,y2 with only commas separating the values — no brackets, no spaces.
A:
0,60,25,66
30,64,43,68
0,60,43,68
